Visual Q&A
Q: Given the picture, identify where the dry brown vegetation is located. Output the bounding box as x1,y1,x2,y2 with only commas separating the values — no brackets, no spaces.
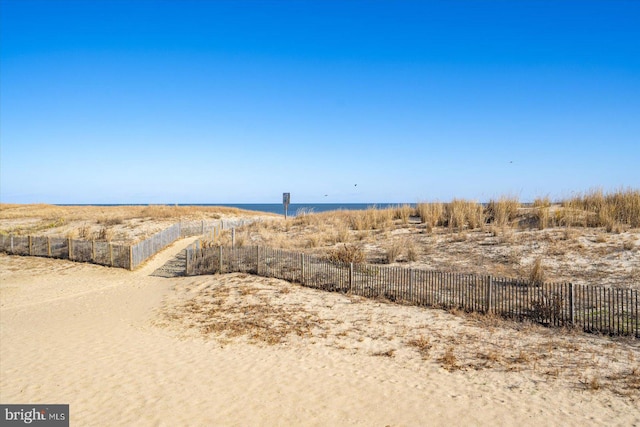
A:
157,273,640,399
2,189,638,288
563,188,640,229
214,189,639,288
0,204,273,243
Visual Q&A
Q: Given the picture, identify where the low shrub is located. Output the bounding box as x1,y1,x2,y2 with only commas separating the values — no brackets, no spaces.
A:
328,244,365,264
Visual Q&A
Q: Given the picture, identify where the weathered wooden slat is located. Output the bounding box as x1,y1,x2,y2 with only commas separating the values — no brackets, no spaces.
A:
2,227,637,337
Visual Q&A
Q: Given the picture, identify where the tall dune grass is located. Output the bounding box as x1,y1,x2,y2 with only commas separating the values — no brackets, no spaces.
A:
346,207,393,231
444,199,485,231
393,204,414,224
416,202,444,231
486,196,520,227
533,196,552,229
562,188,640,229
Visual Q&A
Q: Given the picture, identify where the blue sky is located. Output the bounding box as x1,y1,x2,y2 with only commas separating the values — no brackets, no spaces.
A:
1,0,639,204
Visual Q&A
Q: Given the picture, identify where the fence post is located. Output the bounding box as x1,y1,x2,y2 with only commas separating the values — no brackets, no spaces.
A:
92,240,96,262
631,289,640,338
129,245,134,270
201,220,205,235
47,237,51,257
349,262,354,293
28,236,32,256
569,282,575,326
185,246,190,275
256,246,260,275
109,243,113,266
408,268,413,302
300,253,305,284
219,245,223,273
485,275,493,313
232,228,235,247
10,235,14,253
68,237,73,260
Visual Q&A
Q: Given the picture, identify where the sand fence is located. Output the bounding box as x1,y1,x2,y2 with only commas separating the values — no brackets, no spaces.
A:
3,218,637,337
0,234,133,268
186,244,639,338
0,218,254,270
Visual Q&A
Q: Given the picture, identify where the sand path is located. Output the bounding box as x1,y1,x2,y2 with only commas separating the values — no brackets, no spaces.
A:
1,239,638,426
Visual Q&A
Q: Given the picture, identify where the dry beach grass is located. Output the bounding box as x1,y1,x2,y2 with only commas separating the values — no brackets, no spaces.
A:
156,272,640,399
214,189,640,289
1,192,639,425
2,252,637,425
0,204,272,243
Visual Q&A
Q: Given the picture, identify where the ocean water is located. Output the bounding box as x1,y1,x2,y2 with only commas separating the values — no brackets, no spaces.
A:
59,203,414,216
190,203,414,216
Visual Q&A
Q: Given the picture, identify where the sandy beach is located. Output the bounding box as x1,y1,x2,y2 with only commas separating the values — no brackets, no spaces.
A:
1,233,638,426
4,0,639,423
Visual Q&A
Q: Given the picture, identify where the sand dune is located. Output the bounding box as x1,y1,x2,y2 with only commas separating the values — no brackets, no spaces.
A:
1,238,638,426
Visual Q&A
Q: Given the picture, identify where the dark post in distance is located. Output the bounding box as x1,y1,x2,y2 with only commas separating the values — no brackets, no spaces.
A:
283,192,290,219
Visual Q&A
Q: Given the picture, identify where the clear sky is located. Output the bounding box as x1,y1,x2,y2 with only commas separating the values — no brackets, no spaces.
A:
1,0,638,204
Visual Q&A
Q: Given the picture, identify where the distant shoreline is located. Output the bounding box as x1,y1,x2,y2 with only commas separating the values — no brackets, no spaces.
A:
52,203,417,215
51,202,536,216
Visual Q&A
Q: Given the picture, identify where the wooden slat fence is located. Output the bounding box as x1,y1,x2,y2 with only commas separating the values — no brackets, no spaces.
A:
180,220,223,238
130,223,182,269
0,234,131,269
0,217,260,270
186,244,639,338
179,219,255,238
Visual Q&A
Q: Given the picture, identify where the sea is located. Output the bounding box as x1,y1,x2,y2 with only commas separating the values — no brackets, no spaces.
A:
208,203,414,216
58,203,415,216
